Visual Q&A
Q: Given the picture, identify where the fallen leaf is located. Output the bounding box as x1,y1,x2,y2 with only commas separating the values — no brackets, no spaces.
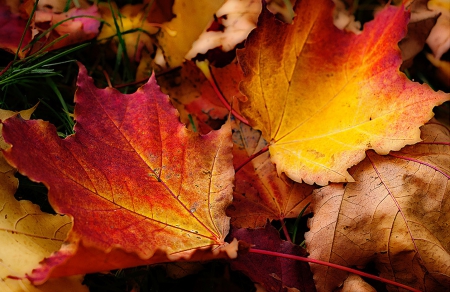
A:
305,122,450,291
185,0,262,60
237,0,450,185
156,0,225,68
158,60,245,134
0,108,87,292
0,106,36,149
0,4,31,58
227,122,314,228
229,224,316,292
186,60,246,124
157,61,209,132
1,63,236,283
33,5,101,52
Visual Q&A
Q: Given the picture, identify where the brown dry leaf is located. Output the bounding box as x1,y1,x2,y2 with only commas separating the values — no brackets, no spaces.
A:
305,122,450,291
228,122,314,228
0,108,87,292
156,0,225,68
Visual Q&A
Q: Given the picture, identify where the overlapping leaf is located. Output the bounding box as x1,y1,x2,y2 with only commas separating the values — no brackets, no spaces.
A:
0,108,87,292
228,122,314,228
0,4,31,58
305,122,450,291
158,60,245,134
238,0,450,185
32,5,100,52
230,225,316,292
1,63,236,283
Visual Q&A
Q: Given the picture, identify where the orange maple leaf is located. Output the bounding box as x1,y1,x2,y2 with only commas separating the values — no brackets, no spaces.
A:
238,0,449,186
1,64,237,283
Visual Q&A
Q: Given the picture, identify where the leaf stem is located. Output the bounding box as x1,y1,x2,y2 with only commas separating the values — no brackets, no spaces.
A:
196,60,249,125
280,220,292,243
235,145,269,173
249,248,422,292
388,152,450,179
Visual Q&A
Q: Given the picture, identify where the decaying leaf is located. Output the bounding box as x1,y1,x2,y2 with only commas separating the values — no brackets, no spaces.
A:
238,0,449,186
230,224,316,292
305,122,450,291
0,108,87,292
228,122,314,228
156,0,225,68
1,63,237,283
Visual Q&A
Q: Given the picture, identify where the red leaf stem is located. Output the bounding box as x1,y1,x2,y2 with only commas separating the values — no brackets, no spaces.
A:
249,248,422,292
235,145,269,173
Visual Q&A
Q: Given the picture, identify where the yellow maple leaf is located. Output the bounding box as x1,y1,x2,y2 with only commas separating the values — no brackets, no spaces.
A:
238,1,450,185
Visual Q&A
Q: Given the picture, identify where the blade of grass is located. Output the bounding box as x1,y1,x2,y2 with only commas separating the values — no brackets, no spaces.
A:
0,43,89,86
38,98,74,136
13,0,39,61
45,77,74,130
107,0,133,83
291,202,310,244
22,15,106,52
